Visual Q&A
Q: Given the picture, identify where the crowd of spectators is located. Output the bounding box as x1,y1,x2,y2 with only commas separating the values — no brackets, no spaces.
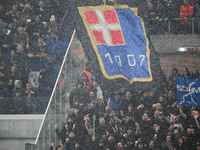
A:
1,0,200,115
146,0,200,34
53,66,200,150
0,0,66,114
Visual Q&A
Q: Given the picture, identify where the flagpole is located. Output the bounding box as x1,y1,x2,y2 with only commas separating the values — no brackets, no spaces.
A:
93,114,96,141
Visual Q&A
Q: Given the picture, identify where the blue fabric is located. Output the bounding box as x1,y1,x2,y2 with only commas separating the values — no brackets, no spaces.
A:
28,57,47,71
80,7,151,83
55,40,68,53
175,77,200,107
109,99,122,113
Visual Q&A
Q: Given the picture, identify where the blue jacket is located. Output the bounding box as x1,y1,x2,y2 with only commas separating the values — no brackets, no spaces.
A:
109,99,122,114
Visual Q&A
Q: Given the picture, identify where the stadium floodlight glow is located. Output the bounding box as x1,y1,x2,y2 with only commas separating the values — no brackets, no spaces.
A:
178,47,187,52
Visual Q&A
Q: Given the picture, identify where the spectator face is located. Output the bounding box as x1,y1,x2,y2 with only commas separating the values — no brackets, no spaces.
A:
154,103,163,111
105,106,110,111
11,66,16,72
159,96,164,102
38,38,44,47
97,97,104,105
75,143,80,149
108,135,115,143
114,94,120,101
67,117,73,123
192,67,199,75
142,113,149,120
88,103,95,110
16,44,24,53
167,90,175,99
24,4,31,10
149,91,154,97
138,143,144,149
126,91,132,100
168,80,174,86
172,116,179,123
183,0,189,5
10,50,15,57
157,112,164,119
35,16,40,23
26,83,31,91
174,129,179,134
153,124,160,132
56,147,63,150
154,110,160,118
12,5,18,12
90,91,95,98
88,128,93,135
178,138,184,146
172,68,178,76
99,117,105,126
74,108,79,115
17,27,23,33
166,135,171,142
39,1,44,8
128,105,133,112
147,2,153,9
117,142,123,149
149,140,155,148
127,128,133,135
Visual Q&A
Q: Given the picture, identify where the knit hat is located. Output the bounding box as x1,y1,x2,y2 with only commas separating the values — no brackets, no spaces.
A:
14,80,19,88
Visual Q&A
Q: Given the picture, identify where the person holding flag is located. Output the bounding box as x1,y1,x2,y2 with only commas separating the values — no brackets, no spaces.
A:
81,63,97,92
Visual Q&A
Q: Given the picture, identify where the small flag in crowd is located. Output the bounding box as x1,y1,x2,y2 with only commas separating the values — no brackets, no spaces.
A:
175,77,200,107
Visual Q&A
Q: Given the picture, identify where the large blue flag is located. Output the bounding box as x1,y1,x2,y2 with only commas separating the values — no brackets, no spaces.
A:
175,77,200,107
78,5,152,84
64,1,165,92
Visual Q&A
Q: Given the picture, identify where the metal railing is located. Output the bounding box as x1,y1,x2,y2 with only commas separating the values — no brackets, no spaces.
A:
148,17,197,34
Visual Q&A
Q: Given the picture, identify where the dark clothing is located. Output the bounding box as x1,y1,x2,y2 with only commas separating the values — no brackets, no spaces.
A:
96,124,108,139
191,72,200,79
0,86,9,113
28,56,47,72
27,21,46,40
69,87,90,108
34,6,50,22
15,52,28,81
13,32,29,49
35,43,49,55
55,122,80,144
0,31,13,54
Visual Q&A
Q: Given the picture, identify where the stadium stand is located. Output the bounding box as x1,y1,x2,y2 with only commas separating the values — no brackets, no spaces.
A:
0,0,200,150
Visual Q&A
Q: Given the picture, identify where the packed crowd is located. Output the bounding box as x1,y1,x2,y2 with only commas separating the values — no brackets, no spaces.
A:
147,0,200,34
0,0,66,114
1,0,200,115
52,66,200,150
